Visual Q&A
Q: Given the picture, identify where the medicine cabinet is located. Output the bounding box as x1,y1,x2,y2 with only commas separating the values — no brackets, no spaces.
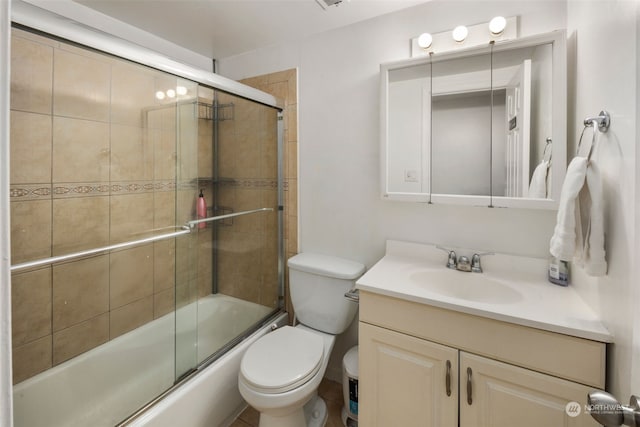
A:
381,31,566,209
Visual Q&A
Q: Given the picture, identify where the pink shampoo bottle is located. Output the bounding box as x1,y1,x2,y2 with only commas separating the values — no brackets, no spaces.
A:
197,189,207,229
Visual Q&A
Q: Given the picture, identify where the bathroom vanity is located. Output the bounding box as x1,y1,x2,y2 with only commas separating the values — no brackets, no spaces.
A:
356,241,611,427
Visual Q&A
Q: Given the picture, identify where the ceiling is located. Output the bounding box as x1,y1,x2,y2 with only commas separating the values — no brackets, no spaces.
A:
73,0,426,60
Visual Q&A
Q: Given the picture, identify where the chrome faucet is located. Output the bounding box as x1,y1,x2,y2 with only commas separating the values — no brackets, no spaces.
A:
446,251,457,269
437,246,457,269
471,254,483,273
471,252,494,273
438,246,493,273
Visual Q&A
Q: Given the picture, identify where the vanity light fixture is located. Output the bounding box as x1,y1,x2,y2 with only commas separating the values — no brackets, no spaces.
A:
452,25,468,43
410,16,518,57
166,89,176,98
176,86,188,96
489,16,507,35
417,33,433,49
155,90,165,100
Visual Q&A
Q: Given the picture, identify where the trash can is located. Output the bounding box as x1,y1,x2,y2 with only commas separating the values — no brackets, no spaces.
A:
341,346,359,427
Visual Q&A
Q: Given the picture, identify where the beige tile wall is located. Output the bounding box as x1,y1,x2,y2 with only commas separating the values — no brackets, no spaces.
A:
9,29,285,386
52,255,109,331
9,28,201,384
213,91,281,309
240,69,298,317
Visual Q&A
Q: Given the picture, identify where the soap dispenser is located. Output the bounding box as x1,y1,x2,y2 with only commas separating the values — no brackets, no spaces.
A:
548,256,569,286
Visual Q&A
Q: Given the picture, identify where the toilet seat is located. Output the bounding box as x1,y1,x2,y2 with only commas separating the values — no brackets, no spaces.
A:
240,326,324,394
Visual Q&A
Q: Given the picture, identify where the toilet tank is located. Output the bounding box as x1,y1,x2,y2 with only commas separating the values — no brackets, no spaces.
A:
288,253,365,335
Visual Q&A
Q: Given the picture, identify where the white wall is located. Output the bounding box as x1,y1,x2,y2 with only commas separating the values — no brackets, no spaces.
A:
220,0,567,380
431,92,504,196
566,0,638,400
221,0,566,266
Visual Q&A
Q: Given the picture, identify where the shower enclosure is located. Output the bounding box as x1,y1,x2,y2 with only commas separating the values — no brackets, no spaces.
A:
9,24,283,426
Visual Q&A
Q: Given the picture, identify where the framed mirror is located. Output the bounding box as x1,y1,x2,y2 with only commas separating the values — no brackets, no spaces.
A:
380,31,566,208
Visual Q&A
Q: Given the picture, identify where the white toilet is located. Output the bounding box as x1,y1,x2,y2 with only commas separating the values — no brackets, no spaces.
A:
238,253,365,427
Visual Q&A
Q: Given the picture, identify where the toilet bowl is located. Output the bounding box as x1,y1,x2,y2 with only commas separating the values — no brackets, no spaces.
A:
238,253,365,427
239,325,335,427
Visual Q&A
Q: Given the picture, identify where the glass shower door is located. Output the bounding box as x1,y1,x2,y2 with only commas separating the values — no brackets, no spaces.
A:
9,24,283,427
9,27,201,426
174,92,200,381
193,89,282,365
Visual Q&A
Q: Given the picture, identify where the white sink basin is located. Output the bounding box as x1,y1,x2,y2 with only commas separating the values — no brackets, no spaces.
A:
355,241,612,342
409,269,523,304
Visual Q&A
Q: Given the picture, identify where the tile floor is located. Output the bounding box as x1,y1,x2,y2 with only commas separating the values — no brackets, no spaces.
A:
231,378,345,427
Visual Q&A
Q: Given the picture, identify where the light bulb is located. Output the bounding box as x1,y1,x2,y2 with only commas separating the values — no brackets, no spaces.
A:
417,33,433,49
176,86,188,96
155,91,165,100
166,89,176,98
452,25,468,43
489,16,507,35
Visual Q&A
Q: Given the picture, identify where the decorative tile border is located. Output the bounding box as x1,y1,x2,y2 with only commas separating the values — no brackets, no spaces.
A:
176,181,197,191
9,184,52,201
10,180,178,200
10,179,286,199
217,178,279,189
53,182,111,199
109,180,177,196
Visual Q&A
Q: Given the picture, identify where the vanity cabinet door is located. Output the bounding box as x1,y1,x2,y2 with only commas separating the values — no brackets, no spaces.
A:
460,352,599,427
359,322,458,427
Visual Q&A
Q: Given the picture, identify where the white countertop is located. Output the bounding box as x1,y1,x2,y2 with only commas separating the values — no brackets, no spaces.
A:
356,240,613,343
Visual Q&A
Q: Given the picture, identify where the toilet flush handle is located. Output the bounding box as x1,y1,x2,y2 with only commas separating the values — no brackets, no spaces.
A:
344,288,360,303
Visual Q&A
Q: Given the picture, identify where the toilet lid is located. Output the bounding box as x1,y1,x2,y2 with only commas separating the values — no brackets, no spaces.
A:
240,326,324,394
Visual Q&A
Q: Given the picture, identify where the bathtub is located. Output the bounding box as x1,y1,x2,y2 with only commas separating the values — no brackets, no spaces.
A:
12,294,284,427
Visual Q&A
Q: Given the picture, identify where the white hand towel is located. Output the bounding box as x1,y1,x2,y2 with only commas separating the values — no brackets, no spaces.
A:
581,161,607,276
549,157,588,261
528,160,550,198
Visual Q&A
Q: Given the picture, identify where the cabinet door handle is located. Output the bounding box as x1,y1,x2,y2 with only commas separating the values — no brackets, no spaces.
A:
446,360,452,397
466,367,473,405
